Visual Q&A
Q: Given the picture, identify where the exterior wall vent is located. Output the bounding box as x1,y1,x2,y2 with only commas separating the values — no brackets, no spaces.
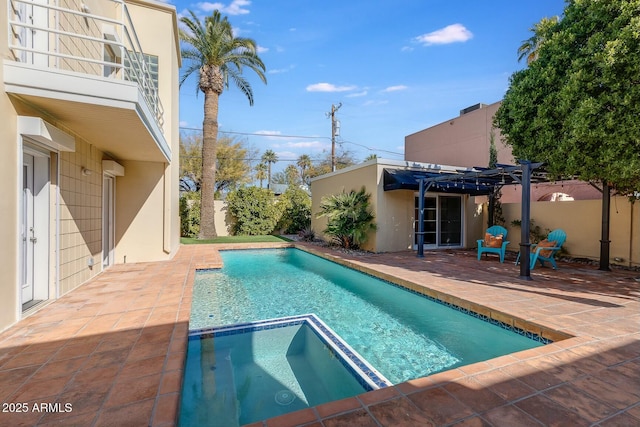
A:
460,103,487,116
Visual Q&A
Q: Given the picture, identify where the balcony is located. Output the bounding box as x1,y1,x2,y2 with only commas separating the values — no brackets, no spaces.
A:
4,0,170,162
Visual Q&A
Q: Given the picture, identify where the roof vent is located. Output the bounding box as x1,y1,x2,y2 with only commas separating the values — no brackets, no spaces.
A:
460,103,487,116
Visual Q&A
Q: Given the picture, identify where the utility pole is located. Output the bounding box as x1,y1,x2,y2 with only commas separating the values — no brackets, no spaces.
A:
327,103,342,172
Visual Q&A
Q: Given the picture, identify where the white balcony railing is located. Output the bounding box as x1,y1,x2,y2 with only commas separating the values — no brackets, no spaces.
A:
7,0,164,128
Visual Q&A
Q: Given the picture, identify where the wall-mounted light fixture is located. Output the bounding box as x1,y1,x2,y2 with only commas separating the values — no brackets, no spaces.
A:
81,167,92,176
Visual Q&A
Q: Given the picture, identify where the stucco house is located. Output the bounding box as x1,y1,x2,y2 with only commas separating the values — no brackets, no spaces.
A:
1,0,181,331
311,103,639,267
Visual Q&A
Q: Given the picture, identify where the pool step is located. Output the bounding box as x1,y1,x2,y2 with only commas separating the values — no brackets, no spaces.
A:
209,347,240,427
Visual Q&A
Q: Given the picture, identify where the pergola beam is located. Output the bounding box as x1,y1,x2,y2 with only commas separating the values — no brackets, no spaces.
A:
414,161,544,280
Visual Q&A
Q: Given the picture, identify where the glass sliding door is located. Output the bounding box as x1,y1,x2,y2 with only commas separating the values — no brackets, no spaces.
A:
414,194,463,249
438,196,462,246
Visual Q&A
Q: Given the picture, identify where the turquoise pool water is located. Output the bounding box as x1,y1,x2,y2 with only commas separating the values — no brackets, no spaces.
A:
190,248,545,384
179,316,382,426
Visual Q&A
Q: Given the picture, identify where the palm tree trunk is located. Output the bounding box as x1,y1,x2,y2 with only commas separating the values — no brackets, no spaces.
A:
199,88,219,238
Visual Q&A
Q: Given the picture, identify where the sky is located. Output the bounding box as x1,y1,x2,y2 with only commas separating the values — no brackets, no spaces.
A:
173,0,567,174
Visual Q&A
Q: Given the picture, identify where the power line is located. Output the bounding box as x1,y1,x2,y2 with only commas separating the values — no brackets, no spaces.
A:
179,126,328,140
179,126,405,157
339,139,404,157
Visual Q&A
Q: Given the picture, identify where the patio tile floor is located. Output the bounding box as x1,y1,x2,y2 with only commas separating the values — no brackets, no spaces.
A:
0,243,638,426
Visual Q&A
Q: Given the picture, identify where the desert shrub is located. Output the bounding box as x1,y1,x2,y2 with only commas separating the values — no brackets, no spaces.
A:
180,191,200,237
298,227,316,242
276,187,311,234
226,186,283,235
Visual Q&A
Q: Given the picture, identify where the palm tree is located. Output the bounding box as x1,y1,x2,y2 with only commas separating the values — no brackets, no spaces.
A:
517,16,560,64
179,10,266,239
316,187,377,249
261,149,278,190
296,154,312,185
254,162,267,188
284,164,301,186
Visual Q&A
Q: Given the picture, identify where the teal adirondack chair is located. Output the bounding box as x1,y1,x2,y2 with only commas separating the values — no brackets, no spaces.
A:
516,229,567,270
530,229,567,269
477,225,509,263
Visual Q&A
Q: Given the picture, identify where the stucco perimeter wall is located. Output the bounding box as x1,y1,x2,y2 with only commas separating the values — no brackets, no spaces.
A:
214,200,232,237
311,162,380,252
499,197,639,268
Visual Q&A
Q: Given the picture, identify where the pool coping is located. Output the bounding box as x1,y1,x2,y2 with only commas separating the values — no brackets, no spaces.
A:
189,314,393,391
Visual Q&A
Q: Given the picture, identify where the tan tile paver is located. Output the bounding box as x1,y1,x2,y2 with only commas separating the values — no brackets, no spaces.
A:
0,243,637,426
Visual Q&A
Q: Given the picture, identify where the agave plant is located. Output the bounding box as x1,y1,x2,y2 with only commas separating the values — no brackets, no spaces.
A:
316,187,376,249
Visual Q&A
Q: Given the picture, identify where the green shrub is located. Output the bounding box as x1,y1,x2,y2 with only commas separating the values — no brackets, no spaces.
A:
316,187,376,249
226,186,283,235
179,191,201,237
276,187,311,234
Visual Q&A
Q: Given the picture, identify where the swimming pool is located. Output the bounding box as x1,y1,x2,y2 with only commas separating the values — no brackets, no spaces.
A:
190,248,546,384
180,315,390,426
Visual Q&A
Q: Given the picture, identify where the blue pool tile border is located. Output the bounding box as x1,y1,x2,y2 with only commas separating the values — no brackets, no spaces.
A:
190,314,393,391
291,248,555,345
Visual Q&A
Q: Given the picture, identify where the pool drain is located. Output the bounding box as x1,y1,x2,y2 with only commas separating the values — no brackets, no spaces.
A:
274,389,296,406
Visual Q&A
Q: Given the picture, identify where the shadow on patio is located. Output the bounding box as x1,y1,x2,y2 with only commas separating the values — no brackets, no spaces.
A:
0,243,637,426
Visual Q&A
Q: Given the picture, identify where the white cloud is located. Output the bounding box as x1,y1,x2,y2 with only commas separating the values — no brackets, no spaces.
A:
363,100,389,107
268,64,295,74
306,83,357,92
196,0,250,15
415,24,473,46
284,140,328,150
179,121,189,127
257,45,268,53
401,46,414,52
382,85,408,93
274,150,299,160
254,130,282,139
347,90,368,98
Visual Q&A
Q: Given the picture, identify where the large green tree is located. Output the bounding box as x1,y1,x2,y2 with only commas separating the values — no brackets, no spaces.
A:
307,148,357,180
179,134,255,194
495,0,640,269
180,10,266,238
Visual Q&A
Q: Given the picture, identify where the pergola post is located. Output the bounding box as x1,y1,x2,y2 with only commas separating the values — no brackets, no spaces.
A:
519,160,533,280
417,179,425,258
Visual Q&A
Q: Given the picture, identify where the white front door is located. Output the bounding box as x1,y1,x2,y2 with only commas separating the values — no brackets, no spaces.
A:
21,154,35,303
102,175,115,268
